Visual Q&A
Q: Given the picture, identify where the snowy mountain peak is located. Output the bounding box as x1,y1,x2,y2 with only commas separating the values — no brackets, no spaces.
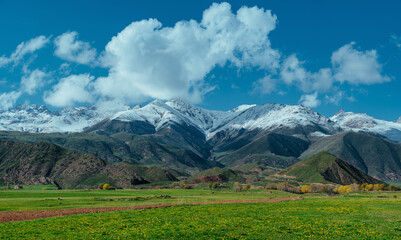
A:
330,111,377,129
397,117,401,123
0,104,119,133
229,104,256,112
334,109,345,116
330,111,401,142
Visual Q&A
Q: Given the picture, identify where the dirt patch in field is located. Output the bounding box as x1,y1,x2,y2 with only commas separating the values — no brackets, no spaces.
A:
0,197,297,223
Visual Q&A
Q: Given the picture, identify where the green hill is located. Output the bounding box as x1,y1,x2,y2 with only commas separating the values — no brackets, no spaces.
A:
189,167,245,183
301,132,401,181
279,152,382,185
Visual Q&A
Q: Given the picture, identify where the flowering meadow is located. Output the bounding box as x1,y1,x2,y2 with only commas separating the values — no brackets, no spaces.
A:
1,192,401,239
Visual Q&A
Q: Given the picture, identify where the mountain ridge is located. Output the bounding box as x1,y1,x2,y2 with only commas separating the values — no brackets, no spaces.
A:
1,99,400,143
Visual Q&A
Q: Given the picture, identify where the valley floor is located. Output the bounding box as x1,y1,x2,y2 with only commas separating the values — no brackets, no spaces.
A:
1,189,400,239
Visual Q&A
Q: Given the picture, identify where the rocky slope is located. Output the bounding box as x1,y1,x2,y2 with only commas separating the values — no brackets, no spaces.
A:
0,139,177,188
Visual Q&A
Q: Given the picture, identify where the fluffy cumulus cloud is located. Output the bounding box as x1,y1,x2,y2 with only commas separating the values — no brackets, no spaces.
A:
0,91,21,110
43,74,94,107
331,42,390,85
54,31,97,65
299,92,320,108
280,55,333,93
252,75,276,95
20,69,49,95
94,2,280,104
0,35,50,67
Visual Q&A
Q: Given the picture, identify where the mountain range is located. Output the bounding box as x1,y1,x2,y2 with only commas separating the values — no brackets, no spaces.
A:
0,98,401,186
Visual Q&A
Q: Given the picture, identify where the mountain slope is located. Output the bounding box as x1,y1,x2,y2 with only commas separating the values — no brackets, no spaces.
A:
0,131,217,173
301,132,401,181
0,139,177,189
214,133,308,168
280,152,382,185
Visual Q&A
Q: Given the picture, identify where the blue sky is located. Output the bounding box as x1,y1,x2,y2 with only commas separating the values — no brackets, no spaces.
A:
0,0,400,120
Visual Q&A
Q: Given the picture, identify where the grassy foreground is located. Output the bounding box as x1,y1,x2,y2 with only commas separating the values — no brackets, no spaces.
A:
1,195,401,239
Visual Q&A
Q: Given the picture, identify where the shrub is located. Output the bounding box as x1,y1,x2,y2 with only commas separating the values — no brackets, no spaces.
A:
212,182,219,189
98,184,104,190
244,184,251,190
265,182,277,190
103,184,110,190
233,182,242,191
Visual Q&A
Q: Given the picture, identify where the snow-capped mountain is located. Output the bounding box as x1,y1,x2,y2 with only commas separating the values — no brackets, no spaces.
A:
108,98,340,140
330,110,401,142
1,99,400,142
0,104,124,133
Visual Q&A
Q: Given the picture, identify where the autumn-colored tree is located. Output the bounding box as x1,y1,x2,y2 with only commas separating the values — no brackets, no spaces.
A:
301,185,310,193
365,184,374,191
102,184,110,190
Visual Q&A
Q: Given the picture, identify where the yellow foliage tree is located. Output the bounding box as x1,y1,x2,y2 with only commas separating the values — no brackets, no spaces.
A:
301,185,310,193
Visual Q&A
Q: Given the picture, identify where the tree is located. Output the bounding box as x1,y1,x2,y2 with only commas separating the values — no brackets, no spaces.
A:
301,185,310,193
103,184,110,190
212,182,219,189
365,184,374,191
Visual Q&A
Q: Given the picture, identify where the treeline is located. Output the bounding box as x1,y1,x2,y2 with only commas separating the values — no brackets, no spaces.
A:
265,182,401,194
335,183,400,193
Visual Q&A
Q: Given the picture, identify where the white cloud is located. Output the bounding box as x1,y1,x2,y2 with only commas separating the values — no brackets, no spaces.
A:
391,34,401,49
299,92,320,108
54,31,97,65
252,75,276,95
325,91,344,105
280,55,333,93
43,74,94,107
331,42,390,85
0,91,21,110
58,63,72,75
20,69,49,95
0,35,50,67
95,2,280,104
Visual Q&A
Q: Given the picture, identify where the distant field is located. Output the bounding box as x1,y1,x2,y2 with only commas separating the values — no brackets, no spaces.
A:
1,190,401,239
0,188,296,212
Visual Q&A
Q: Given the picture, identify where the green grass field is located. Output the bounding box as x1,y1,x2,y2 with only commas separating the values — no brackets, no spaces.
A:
0,188,296,211
1,189,401,239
